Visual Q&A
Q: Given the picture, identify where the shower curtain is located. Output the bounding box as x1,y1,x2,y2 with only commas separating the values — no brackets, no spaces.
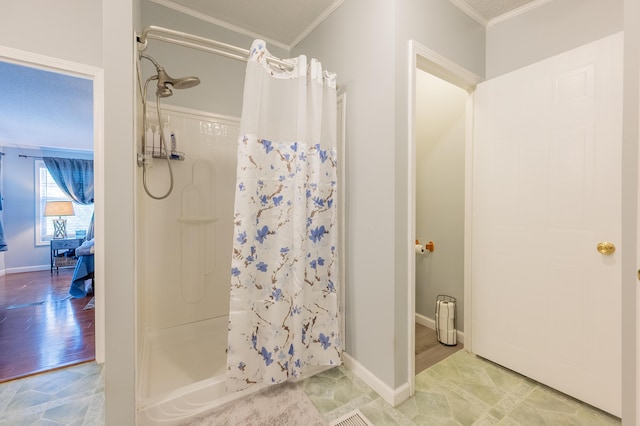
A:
227,40,341,391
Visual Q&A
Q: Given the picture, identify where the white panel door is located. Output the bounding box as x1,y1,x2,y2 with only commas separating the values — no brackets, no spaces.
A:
472,33,622,416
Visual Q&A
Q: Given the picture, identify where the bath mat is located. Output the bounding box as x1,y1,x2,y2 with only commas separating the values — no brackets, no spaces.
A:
83,296,95,310
183,381,327,425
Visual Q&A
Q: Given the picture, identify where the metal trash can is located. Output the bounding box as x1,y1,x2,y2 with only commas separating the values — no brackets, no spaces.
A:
435,295,457,346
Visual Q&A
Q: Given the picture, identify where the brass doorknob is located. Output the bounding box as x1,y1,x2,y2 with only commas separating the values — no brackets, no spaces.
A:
596,242,615,255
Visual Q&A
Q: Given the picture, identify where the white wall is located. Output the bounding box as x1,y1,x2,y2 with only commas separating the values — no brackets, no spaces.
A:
392,0,485,386
396,0,485,78
104,0,137,424
294,0,398,389
486,0,623,78
295,0,485,391
623,0,640,423
1,1,102,67
2,2,139,424
415,70,466,329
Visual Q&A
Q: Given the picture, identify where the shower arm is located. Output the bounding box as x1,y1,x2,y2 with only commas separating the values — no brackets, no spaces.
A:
139,52,162,72
136,25,294,71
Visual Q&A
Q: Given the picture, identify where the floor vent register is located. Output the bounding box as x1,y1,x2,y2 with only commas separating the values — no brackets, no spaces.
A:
329,409,374,426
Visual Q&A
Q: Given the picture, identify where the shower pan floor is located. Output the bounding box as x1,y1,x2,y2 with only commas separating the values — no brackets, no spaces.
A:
138,316,228,405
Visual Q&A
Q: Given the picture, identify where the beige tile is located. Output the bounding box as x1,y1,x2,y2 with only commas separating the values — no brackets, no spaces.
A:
410,414,461,425
0,363,104,426
489,392,525,420
0,412,46,426
416,368,462,393
455,382,506,408
83,392,105,426
411,390,452,418
359,397,414,425
575,404,620,425
484,364,527,393
3,389,51,417
43,398,91,424
505,401,550,425
473,414,500,425
303,350,620,426
446,390,488,425
523,386,582,415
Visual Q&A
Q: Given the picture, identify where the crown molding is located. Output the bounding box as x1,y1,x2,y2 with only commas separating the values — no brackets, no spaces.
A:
487,0,553,26
448,0,554,28
289,0,344,49
447,0,488,26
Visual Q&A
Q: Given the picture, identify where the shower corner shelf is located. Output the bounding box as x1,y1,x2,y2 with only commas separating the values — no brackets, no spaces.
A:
177,217,218,224
136,152,185,167
151,151,185,161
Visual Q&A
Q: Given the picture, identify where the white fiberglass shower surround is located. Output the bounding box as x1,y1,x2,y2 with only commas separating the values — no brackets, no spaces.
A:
136,104,238,423
134,26,344,424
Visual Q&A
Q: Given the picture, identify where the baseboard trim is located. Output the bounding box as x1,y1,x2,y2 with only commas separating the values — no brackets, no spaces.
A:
415,312,465,344
341,352,410,407
6,265,50,274
415,312,435,330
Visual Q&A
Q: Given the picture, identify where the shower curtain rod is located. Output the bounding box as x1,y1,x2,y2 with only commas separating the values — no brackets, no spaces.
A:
136,25,294,70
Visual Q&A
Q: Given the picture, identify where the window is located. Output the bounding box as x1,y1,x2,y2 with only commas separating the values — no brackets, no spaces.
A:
35,160,94,245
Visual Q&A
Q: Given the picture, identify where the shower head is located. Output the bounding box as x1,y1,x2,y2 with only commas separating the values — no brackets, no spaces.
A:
139,52,200,97
157,68,201,91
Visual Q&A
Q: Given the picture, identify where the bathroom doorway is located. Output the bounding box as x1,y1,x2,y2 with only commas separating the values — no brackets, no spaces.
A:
0,46,105,365
407,41,481,395
413,68,467,374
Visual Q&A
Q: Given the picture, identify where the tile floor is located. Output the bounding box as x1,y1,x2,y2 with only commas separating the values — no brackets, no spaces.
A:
0,361,104,425
0,351,621,425
302,351,621,425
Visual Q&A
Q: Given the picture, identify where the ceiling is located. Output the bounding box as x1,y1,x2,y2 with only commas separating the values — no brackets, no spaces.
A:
457,0,543,23
161,0,544,47
0,0,542,152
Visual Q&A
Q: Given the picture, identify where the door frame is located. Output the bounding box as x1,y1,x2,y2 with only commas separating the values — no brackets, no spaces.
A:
337,92,347,350
406,40,481,396
0,45,105,364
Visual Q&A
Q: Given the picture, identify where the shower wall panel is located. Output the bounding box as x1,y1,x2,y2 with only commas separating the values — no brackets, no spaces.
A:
138,107,238,332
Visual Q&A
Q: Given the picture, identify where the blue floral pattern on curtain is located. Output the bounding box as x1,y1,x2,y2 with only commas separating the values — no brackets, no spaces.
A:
227,40,341,391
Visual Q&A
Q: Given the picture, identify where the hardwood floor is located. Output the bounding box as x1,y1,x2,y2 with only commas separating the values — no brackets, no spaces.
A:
415,322,462,374
0,269,95,383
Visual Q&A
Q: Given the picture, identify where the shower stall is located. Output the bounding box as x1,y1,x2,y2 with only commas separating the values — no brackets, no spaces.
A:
133,26,345,424
135,102,242,422
134,28,246,424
